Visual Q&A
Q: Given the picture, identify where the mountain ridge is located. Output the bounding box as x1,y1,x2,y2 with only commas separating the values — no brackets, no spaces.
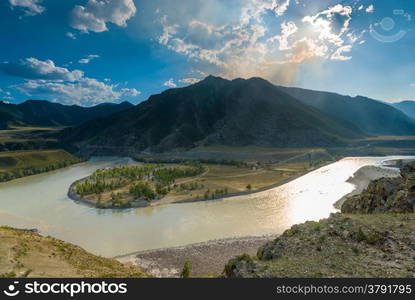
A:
62,76,365,154
0,100,134,129
277,86,415,136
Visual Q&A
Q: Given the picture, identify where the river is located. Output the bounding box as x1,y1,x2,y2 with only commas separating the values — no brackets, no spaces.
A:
0,156,410,257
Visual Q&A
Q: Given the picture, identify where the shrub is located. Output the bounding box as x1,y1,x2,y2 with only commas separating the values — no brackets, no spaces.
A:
356,228,367,242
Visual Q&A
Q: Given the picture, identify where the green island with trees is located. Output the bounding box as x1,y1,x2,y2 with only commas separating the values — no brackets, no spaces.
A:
69,154,332,209
70,162,208,208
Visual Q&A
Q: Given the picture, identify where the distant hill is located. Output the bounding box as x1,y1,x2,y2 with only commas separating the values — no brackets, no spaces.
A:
63,76,364,154
392,101,415,119
0,100,133,129
278,87,415,136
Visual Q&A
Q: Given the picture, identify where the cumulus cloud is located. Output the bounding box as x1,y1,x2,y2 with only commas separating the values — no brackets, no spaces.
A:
78,54,100,64
2,58,139,105
13,78,140,105
164,78,177,88
152,1,369,84
70,0,137,33
8,0,45,16
302,4,353,47
0,58,84,81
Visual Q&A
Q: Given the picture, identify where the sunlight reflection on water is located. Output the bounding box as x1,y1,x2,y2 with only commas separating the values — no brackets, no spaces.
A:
0,156,411,257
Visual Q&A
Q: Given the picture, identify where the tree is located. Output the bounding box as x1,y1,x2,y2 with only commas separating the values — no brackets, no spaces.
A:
180,260,192,278
246,184,252,191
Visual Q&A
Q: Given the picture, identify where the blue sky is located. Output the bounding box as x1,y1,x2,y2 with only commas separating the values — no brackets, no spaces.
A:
0,0,414,106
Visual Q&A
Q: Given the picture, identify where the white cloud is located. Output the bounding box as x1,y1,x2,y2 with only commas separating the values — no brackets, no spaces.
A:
366,5,374,14
121,87,140,96
331,45,352,61
302,4,353,47
179,78,200,85
159,16,179,45
241,0,291,24
2,58,139,105
153,1,365,84
269,21,298,50
285,38,328,63
13,78,140,105
78,54,100,64
0,58,84,81
70,0,137,33
8,0,45,16
164,78,177,88
66,32,77,40
0,88,14,100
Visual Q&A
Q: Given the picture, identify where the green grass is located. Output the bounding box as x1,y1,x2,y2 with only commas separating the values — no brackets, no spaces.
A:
0,150,82,182
0,126,60,143
0,150,77,172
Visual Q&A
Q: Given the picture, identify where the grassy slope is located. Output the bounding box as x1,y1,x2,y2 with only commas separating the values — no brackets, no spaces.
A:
0,227,147,278
225,213,415,278
0,150,78,172
0,127,59,143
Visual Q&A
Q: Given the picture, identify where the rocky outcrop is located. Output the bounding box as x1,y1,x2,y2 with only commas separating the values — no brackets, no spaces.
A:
224,254,258,278
225,213,415,278
341,162,415,214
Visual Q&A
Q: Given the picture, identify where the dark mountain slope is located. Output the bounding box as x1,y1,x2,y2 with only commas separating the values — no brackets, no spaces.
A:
278,87,415,136
63,76,364,153
393,101,415,119
0,100,133,129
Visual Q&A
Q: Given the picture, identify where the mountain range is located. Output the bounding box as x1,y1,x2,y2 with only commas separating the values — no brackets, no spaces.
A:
62,76,415,154
278,87,415,136
0,100,133,129
65,76,375,153
3,76,415,154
